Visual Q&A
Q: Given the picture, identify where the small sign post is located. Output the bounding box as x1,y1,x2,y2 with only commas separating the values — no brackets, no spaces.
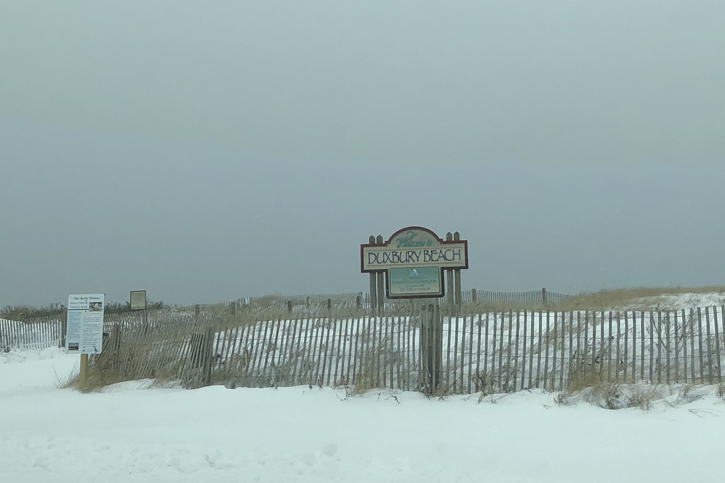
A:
361,227,468,392
65,294,105,390
130,290,148,327
130,290,147,311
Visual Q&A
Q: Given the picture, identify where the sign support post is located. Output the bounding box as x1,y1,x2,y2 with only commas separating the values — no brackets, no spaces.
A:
79,353,89,390
454,231,463,306
376,235,385,311
368,236,378,309
446,232,455,307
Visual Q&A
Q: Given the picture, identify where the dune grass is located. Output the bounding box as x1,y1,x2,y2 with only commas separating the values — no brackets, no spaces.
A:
555,286,725,311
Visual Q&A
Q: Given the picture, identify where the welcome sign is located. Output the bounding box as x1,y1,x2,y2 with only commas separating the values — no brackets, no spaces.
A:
361,227,468,272
361,226,468,299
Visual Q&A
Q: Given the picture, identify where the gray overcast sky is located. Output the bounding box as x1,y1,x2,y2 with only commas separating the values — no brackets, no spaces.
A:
1,1,724,306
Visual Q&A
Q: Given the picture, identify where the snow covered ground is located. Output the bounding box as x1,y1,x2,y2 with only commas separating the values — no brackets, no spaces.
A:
2,348,725,482
625,291,725,311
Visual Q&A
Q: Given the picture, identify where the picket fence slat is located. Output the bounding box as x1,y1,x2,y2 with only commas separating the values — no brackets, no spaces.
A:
483,313,490,386
468,314,474,393
498,312,505,389
529,310,543,388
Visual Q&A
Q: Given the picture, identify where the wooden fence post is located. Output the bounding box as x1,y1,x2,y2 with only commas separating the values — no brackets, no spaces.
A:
446,232,454,309
60,309,67,349
287,300,293,313
369,236,378,310
435,304,442,391
420,304,430,392
111,324,122,376
356,293,362,310
471,289,477,304
418,304,443,394
79,353,88,390
203,326,214,386
376,235,385,311
542,288,547,306
454,232,462,306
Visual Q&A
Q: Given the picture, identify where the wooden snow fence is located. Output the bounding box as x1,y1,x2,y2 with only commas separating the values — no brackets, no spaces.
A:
11,305,725,395
0,316,63,351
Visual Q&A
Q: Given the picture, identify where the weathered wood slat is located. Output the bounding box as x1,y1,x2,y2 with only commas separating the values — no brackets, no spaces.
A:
577,311,583,381
717,307,724,383
522,311,528,389
388,316,395,389
407,315,414,391
665,312,671,384
312,318,326,386
351,317,361,386
529,310,543,388
286,317,300,385
697,308,704,382
498,311,505,390
330,318,341,386
682,309,689,383
513,311,520,391
274,318,290,384
468,314,474,394
673,311,679,383
452,313,459,392
624,312,629,382
604,312,611,381
484,313,490,383
647,311,653,383
250,319,269,383
600,311,605,380
543,311,550,390
460,314,467,393
567,311,573,391
446,313,453,390
475,314,483,391
705,308,713,385
377,313,384,387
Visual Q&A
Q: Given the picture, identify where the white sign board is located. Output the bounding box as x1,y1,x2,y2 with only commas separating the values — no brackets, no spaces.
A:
66,293,105,354
130,290,147,311
361,227,468,272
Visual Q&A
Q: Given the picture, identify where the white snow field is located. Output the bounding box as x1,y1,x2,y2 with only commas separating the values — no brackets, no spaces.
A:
2,347,725,483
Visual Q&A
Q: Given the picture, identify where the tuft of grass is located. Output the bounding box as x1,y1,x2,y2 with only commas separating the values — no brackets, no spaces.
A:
349,343,383,395
625,386,659,411
676,383,706,405
566,363,603,394
717,382,725,400
473,371,499,398
53,362,79,390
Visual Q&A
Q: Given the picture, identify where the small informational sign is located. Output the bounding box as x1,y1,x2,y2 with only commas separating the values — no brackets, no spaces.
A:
388,266,443,297
66,294,105,354
130,290,147,311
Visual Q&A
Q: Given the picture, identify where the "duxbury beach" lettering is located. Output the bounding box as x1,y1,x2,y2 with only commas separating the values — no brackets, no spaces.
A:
366,248,462,267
